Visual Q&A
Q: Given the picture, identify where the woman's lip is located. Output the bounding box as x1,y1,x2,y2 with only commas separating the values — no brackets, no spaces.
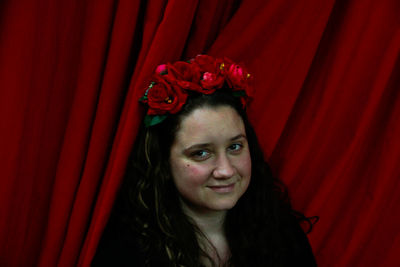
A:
207,183,235,193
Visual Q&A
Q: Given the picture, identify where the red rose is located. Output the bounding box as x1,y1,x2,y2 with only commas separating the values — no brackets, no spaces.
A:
225,63,251,91
167,61,201,81
164,61,203,91
146,75,188,115
199,72,224,93
190,55,225,93
191,55,221,73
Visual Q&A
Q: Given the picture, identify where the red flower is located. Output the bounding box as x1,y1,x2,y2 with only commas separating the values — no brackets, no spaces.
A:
190,55,225,93
225,63,251,92
145,75,188,115
140,55,253,121
200,72,224,93
165,61,203,91
191,55,220,73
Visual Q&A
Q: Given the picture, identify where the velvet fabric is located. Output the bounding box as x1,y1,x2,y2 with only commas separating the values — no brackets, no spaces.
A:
0,0,399,266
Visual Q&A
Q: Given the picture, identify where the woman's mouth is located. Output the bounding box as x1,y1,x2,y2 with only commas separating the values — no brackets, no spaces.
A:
207,183,235,193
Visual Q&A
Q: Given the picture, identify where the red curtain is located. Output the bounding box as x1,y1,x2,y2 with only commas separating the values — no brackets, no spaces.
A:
1,0,399,266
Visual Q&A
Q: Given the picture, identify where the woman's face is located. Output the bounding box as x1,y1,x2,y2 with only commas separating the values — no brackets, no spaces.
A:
169,106,251,215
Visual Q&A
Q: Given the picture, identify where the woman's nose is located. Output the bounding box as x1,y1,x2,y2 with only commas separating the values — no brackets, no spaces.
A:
213,154,235,178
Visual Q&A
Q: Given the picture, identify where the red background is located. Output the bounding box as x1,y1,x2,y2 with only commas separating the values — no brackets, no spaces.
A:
1,0,399,266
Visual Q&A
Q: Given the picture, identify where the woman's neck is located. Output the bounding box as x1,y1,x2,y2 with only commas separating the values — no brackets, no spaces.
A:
180,202,230,265
180,199,226,232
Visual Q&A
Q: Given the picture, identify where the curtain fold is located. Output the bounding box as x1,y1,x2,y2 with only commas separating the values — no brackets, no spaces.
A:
0,0,399,266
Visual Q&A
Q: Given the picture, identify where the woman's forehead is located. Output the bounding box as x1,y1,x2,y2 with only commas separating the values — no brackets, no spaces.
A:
173,106,245,146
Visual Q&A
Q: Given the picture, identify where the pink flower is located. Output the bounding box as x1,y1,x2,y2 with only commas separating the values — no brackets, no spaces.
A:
155,64,167,75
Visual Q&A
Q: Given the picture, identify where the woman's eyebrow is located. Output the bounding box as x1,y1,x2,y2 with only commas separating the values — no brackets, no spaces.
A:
230,134,247,141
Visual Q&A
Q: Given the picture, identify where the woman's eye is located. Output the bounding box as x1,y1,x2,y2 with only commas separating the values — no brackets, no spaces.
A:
228,143,243,153
190,150,210,160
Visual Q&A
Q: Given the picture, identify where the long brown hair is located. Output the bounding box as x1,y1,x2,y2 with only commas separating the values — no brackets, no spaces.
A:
110,89,314,266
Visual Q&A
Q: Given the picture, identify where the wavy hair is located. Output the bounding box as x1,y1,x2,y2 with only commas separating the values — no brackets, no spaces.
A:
113,89,315,266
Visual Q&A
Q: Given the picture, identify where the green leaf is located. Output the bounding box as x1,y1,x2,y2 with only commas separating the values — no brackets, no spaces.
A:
144,115,168,127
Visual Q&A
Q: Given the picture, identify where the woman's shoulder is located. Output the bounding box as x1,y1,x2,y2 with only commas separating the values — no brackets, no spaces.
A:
284,214,317,266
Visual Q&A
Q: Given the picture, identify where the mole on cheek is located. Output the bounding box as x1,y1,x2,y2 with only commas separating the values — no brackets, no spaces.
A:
186,164,190,167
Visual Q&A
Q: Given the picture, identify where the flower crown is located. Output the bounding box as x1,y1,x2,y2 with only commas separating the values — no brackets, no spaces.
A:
140,55,253,127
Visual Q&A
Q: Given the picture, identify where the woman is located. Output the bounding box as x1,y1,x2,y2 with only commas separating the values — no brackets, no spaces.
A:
93,55,316,266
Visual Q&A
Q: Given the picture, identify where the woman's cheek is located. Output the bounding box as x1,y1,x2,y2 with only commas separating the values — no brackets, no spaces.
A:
183,163,209,184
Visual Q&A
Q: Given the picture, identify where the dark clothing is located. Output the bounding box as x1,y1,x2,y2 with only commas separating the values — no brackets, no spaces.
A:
92,215,317,266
